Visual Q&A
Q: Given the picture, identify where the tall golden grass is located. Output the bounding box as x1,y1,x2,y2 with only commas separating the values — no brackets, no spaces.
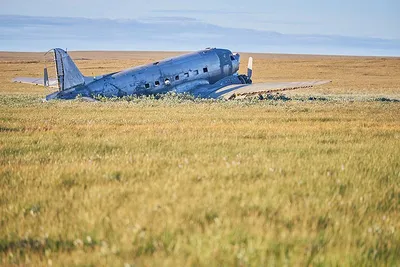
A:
0,51,399,266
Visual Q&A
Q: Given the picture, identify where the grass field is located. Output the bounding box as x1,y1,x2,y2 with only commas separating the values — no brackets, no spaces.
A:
0,51,399,266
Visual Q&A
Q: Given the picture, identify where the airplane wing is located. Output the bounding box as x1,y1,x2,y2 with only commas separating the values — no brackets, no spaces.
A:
191,56,331,99
194,80,332,99
12,77,59,88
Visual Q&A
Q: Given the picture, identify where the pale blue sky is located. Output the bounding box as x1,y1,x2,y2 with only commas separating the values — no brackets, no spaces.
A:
1,0,399,39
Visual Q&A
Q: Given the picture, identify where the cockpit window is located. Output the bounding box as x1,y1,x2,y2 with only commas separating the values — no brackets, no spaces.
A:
230,55,235,61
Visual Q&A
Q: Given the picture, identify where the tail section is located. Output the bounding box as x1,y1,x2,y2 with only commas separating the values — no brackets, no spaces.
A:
52,48,85,91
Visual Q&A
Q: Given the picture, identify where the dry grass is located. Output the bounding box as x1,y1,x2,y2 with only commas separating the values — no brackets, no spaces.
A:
0,51,399,266
1,50,399,97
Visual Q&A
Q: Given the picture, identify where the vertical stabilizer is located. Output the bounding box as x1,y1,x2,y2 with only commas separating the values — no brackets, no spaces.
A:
53,48,85,91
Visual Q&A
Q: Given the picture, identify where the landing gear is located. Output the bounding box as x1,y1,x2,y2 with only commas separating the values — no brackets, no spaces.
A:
238,74,252,84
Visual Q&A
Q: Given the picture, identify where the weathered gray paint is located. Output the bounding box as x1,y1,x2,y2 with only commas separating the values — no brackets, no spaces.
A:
42,48,244,100
13,48,331,100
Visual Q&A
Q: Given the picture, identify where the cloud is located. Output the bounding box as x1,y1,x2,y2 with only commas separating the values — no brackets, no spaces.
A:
0,15,399,56
138,16,199,23
255,18,317,26
151,9,264,15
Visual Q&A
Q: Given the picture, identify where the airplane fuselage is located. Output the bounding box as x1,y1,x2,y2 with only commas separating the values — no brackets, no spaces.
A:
14,47,331,100
49,48,241,100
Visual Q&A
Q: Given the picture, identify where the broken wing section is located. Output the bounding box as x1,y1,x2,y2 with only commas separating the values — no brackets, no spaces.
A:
198,80,332,99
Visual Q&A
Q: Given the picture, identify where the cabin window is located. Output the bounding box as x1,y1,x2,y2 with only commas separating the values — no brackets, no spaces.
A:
145,83,150,89
194,70,199,75
155,80,160,86
184,72,189,78
203,67,208,73
175,75,180,81
164,78,171,85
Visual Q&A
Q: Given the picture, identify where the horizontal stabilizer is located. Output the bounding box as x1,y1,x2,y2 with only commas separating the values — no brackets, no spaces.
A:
13,77,58,88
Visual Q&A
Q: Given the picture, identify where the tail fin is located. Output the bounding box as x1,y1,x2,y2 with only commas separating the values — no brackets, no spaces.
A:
53,48,85,91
